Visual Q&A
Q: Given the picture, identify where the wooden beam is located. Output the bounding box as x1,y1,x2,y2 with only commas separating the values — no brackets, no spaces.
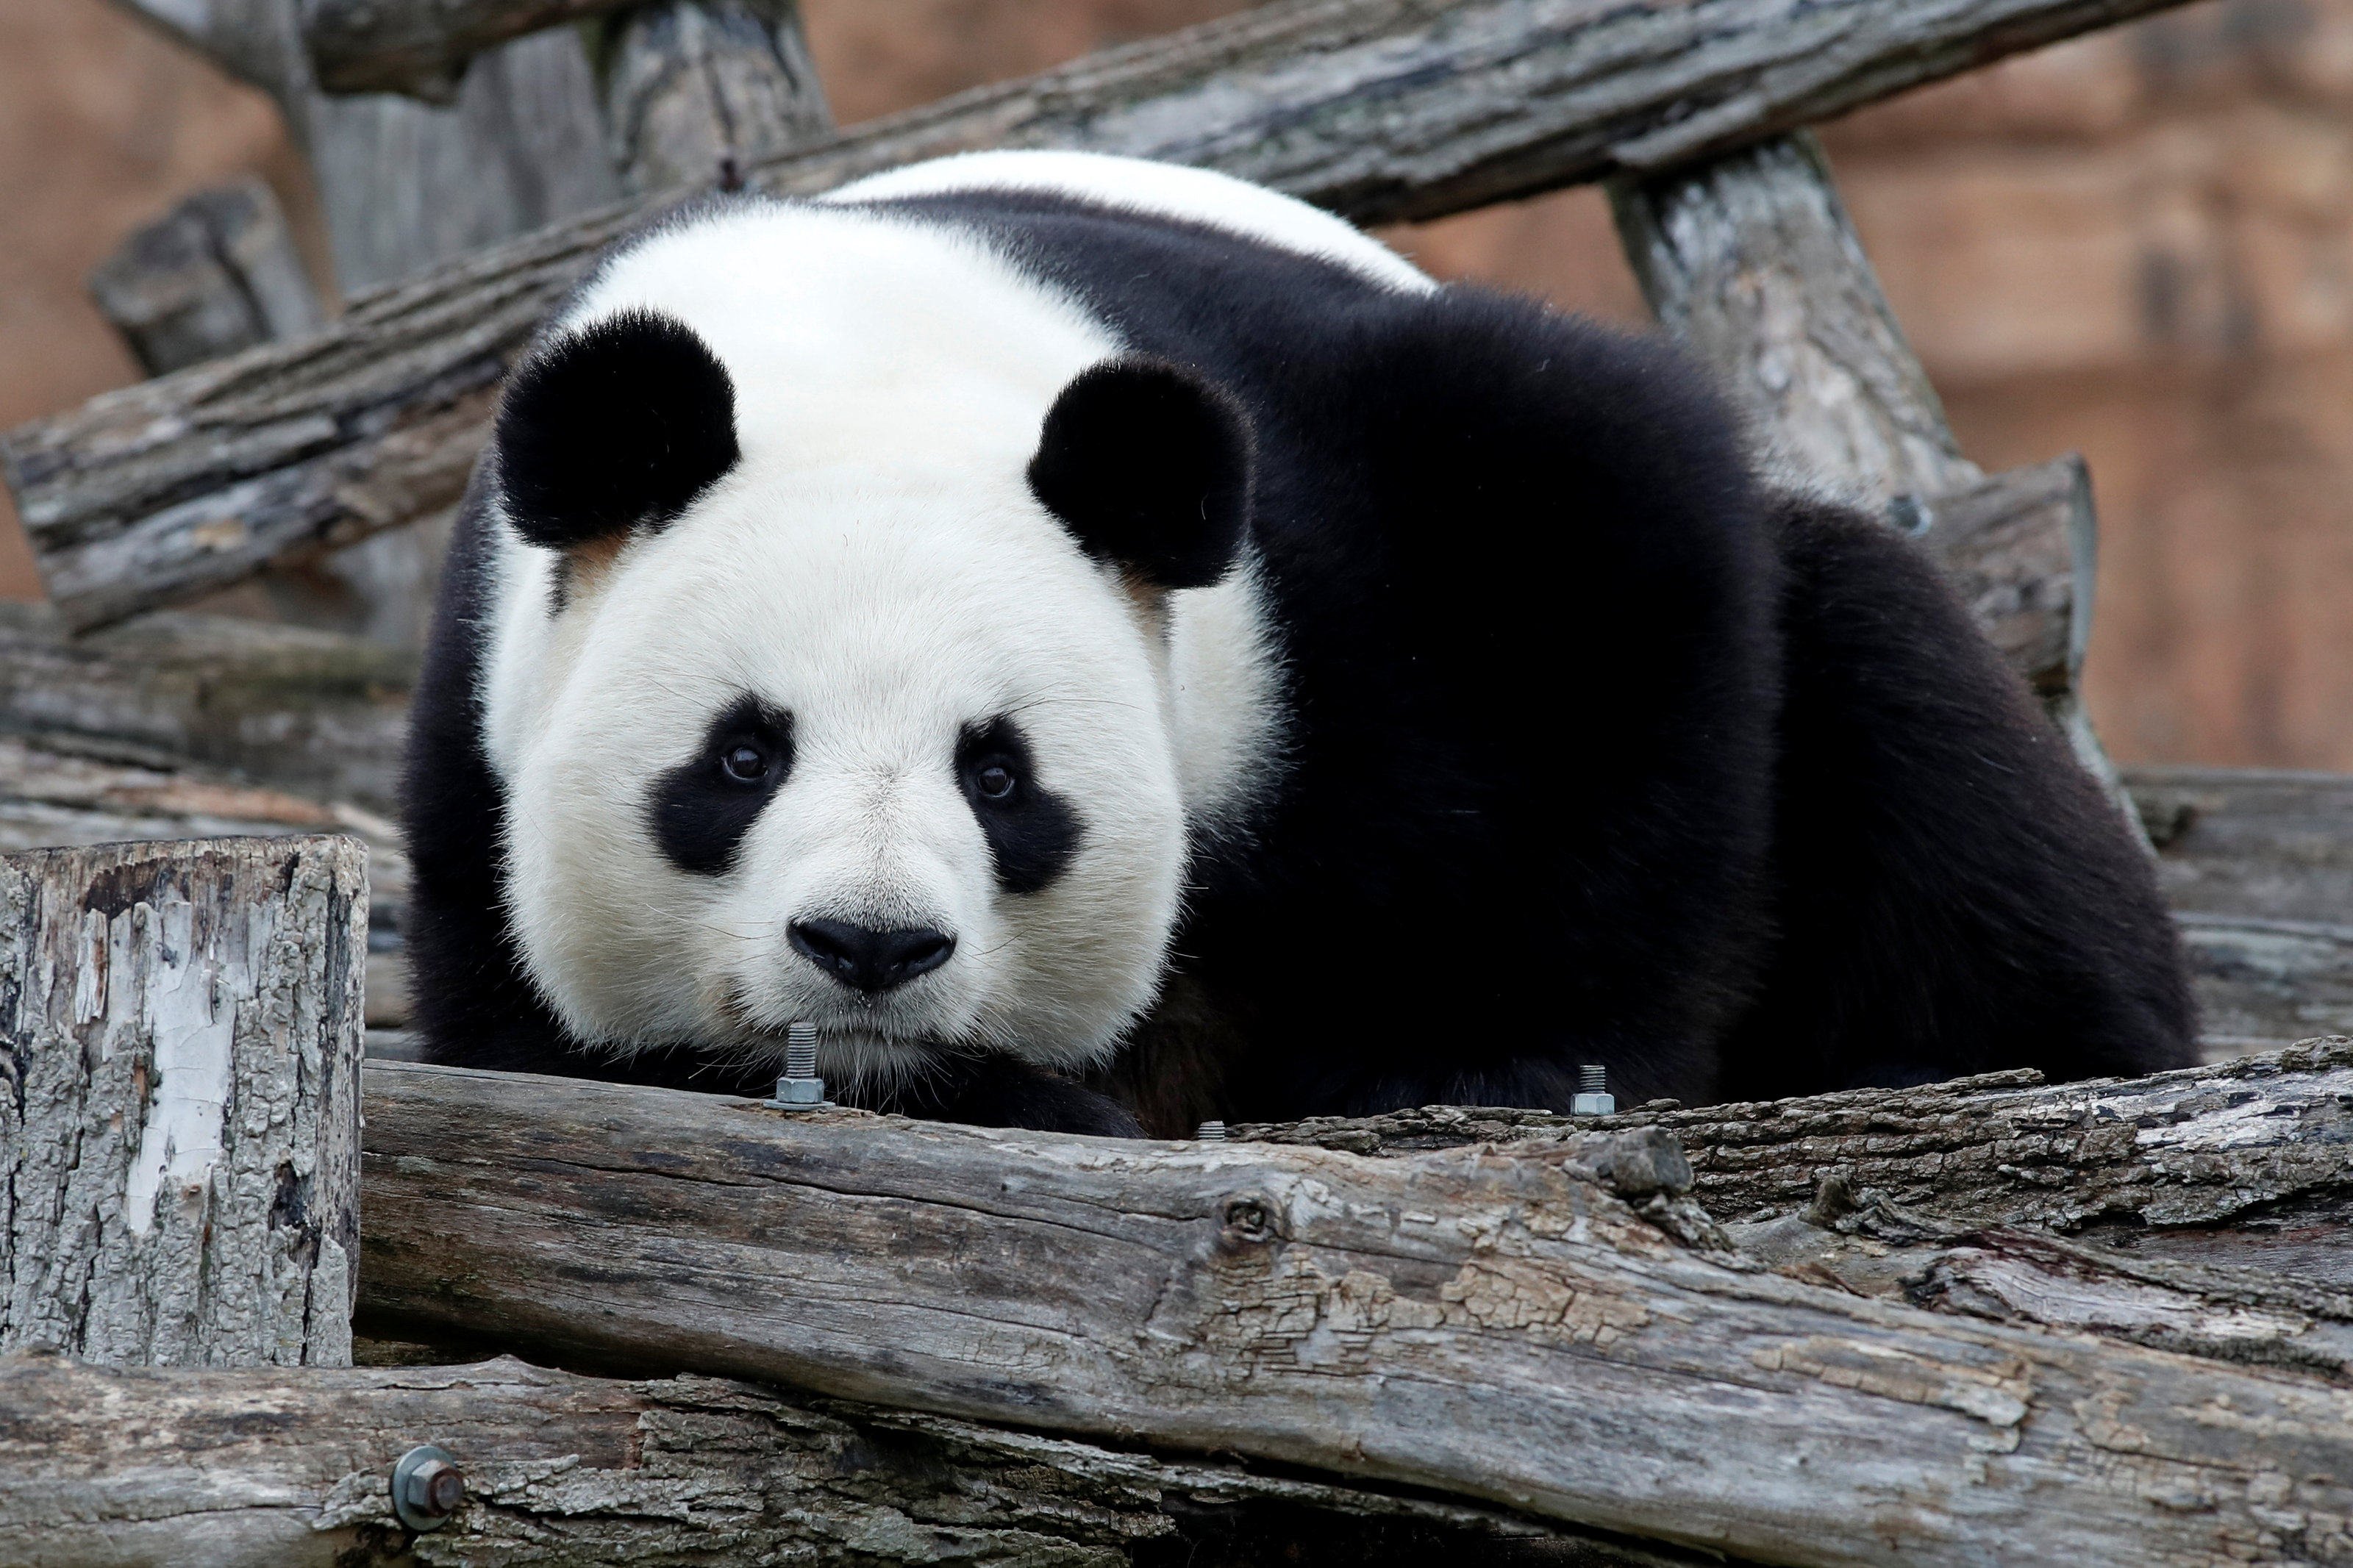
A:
601,0,834,197
354,1058,2353,1566
0,837,368,1367
13,0,2206,632
2130,765,2353,925
0,1353,1627,1568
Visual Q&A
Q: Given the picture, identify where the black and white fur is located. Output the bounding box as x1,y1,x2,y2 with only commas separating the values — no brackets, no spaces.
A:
403,151,2196,1134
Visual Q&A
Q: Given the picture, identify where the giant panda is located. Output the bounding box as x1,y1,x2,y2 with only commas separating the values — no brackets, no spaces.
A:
401,149,2196,1136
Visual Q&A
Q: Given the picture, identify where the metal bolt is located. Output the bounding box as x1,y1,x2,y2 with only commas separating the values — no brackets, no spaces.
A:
391,1444,463,1531
1196,1120,1227,1141
1571,1064,1616,1117
765,1020,831,1111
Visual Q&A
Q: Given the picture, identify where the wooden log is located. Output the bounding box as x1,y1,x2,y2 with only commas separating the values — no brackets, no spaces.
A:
17,0,2211,632
601,0,833,197
354,1059,2353,1566
0,1354,1647,1568
87,176,324,378
1234,1037,2353,1284
2130,765,2353,926
0,606,412,813
1610,133,1978,506
0,837,367,1368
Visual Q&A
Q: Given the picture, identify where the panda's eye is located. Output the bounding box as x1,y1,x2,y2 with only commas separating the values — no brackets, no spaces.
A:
973,761,1018,801
720,742,769,784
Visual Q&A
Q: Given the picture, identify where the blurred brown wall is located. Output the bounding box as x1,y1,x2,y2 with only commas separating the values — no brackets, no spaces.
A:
4,0,2353,768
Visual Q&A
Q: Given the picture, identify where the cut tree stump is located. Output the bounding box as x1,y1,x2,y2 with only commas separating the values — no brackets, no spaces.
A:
0,836,368,1368
353,1056,2353,1567
17,0,2213,632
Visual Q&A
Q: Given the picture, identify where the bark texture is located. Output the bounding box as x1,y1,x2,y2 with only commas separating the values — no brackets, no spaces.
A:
0,836,367,1368
353,1059,2353,1566
17,0,2209,632
1913,454,2088,695
2135,766,2353,926
87,176,325,379
0,1352,1662,1568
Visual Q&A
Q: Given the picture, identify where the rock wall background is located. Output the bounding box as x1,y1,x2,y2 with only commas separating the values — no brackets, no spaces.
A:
2,0,2349,767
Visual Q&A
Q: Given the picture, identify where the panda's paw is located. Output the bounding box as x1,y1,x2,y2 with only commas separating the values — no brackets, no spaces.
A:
890,1056,1146,1138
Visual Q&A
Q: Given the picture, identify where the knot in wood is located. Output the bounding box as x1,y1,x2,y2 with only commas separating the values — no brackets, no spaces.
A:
1220,1196,1278,1247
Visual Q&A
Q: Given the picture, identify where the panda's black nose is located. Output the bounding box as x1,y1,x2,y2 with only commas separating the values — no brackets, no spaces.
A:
789,918,956,993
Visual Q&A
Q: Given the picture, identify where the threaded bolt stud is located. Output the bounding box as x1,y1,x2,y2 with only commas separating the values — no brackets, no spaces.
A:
766,1020,831,1111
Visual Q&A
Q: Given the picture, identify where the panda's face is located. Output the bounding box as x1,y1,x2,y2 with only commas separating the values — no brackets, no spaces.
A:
481,244,1254,1087
496,463,1193,1086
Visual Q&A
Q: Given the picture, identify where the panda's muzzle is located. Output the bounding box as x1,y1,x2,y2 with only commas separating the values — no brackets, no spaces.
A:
789,918,957,994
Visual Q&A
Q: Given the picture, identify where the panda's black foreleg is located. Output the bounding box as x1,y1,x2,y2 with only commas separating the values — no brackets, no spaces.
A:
1719,495,2198,1098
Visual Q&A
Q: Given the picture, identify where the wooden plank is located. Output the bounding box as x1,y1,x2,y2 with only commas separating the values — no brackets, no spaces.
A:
0,1354,1620,1568
1234,1038,2353,1284
0,836,367,1368
16,0,2207,632
354,1057,2353,1567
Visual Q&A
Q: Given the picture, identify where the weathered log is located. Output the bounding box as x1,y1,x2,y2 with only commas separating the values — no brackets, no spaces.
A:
2132,765,2353,925
1235,1038,2353,1284
0,606,411,812
88,176,325,378
601,0,833,197
15,0,2210,632
0,836,367,1368
354,1058,2353,1566
1610,132,1979,506
0,1353,1640,1568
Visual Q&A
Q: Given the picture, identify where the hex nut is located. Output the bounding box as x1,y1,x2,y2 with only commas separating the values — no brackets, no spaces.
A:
392,1444,464,1531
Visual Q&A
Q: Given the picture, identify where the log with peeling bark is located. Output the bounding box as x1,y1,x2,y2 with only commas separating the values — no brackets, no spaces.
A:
0,1353,1644,1568
0,837,367,1369
13,0,2211,633
1235,1037,2353,1284
351,1057,2353,1567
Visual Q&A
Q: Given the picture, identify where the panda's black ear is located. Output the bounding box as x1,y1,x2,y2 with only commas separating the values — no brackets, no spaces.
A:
496,309,739,552
1027,358,1252,591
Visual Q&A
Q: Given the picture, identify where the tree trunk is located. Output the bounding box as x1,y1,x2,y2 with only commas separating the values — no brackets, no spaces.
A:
601,0,832,197
21,0,2213,634
351,1057,2353,1567
0,836,368,1368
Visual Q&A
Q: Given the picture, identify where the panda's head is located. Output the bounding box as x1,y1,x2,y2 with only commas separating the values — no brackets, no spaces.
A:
479,259,1253,1092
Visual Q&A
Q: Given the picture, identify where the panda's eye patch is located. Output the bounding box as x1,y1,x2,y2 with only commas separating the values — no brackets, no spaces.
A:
649,694,794,876
957,716,1082,895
